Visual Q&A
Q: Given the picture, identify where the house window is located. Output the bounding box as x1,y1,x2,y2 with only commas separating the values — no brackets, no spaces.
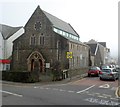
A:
16,44,19,61
53,28,57,32
30,34,36,45
71,44,72,49
57,41,61,60
77,45,79,50
39,36,44,45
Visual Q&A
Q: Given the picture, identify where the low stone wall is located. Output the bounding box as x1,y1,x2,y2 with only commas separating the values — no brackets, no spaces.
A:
67,67,88,78
2,67,89,83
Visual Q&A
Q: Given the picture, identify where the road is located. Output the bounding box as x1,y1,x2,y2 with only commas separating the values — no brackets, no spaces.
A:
2,77,119,106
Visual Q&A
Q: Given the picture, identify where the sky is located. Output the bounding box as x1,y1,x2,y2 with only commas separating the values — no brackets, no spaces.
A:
0,0,119,59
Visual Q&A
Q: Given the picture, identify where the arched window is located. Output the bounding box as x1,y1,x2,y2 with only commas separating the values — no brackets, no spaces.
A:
30,34,36,45
39,34,44,45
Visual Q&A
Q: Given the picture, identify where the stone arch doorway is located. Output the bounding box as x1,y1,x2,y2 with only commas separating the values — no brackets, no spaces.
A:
27,51,45,73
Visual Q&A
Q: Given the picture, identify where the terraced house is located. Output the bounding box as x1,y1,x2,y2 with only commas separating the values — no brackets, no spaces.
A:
11,6,90,81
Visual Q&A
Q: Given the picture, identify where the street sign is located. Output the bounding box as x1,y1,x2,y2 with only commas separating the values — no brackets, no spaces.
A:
46,63,50,68
66,52,73,59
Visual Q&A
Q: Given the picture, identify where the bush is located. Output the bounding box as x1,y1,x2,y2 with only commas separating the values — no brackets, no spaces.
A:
2,71,39,83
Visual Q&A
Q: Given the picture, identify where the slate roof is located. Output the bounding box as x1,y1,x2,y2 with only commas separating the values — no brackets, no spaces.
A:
0,24,22,40
43,10,79,37
98,42,106,47
87,44,97,55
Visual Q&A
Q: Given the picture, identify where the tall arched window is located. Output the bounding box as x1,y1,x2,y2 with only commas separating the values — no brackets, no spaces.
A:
57,41,61,60
39,34,44,45
30,34,36,45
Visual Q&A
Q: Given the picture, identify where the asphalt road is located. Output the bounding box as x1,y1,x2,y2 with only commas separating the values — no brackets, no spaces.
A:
1,77,119,106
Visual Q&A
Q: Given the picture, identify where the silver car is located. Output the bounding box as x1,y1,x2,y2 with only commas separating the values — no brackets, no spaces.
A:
99,68,118,81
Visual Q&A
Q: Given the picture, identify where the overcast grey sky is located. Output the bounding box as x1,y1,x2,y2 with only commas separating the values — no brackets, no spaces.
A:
0,0,119,59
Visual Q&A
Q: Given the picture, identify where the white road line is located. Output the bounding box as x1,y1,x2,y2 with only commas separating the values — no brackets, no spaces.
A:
45,88,50,90
53,88,59,91
94,93,100,95
87,94,95,96
68,90,75,93
102,94,111,97
76,85,95,94
0,90,23,97
34,86,39,88
59,89,66,92
98,95,107,98
110,97,118,100
99,84,110,88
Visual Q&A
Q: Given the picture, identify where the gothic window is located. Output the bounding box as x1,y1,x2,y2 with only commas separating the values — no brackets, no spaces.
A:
30,34,36,45
39,35,44,45
57,41,61,60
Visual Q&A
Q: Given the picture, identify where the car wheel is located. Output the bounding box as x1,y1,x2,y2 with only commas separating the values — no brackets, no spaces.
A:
88,74,90,77
113,77,116,81
100,77,102,80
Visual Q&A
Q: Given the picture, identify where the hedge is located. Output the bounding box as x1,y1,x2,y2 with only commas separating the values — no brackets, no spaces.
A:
2,71,39,83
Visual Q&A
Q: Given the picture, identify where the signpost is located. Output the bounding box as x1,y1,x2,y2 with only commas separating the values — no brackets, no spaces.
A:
46,63,50,68
66,52,73,59
66,52,73,80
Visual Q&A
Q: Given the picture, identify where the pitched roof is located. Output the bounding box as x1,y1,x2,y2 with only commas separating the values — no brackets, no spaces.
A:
43,10,79,37
0,24,22,40
98,42,106,47
87,44,97,55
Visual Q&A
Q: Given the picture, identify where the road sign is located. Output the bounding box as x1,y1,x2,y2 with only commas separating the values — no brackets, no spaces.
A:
66,52,73,59
46,63,50,68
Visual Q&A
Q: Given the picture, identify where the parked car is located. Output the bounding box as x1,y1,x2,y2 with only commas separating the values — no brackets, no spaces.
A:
88,66,101,77
100,65,110,70
99,68,118,81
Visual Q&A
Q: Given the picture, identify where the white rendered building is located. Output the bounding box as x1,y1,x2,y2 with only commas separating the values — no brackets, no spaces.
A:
0,24,24,71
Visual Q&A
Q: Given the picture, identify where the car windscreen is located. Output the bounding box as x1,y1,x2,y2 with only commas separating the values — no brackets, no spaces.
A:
90,67,97,70
102,69,111,73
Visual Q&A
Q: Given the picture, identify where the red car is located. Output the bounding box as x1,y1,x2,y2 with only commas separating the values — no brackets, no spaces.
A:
88,66,101,77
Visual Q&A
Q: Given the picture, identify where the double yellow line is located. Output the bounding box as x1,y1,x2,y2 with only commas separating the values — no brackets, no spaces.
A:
115,87,120,98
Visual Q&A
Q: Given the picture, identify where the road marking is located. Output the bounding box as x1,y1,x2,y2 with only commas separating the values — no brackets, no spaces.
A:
110,97,118,101
34,86,39,88
76,85,95,93
99,84,110,88
87,93,95,96
102,94,111,97
52,88,59,91
84,97,119,105
59,89,66,92
45,88,50,90
68,90,75,93
115,87,119,98
98,95,107,98
94,93,100,95
0,90,23,97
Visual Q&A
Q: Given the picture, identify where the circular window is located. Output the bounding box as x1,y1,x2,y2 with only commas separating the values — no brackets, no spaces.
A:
34,21,42,31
